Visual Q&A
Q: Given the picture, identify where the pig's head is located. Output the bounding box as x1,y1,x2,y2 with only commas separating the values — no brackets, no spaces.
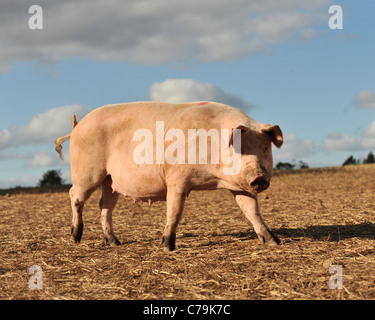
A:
229,123,283,195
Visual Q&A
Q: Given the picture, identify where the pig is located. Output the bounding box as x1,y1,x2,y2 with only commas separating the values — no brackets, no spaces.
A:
55,101,283,252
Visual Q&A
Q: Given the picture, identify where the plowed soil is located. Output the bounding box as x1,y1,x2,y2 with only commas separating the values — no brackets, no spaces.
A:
1,164,375,300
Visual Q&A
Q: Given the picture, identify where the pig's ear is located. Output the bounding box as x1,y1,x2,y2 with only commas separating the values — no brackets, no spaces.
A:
228,125,249,147
261,124,283,148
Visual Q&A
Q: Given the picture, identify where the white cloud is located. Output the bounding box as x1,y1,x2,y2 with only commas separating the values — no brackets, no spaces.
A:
0,174,39,189
149,79,255,111
0,104,91,151
355,90,375,109
1,0,330,71
363,121,375,139
322,132,361,151
322,121,375,151
25,150,69,167
273,133,315,161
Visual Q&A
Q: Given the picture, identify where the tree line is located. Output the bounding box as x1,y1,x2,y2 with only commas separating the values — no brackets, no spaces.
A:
274,160,309,171
342,151,375,166
274,151,375,171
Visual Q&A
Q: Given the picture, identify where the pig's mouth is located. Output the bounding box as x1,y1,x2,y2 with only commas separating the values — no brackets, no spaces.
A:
250,176,270,193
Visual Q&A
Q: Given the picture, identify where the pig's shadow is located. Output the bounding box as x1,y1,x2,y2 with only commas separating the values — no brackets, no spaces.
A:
212,222,375,243
273,222,375,242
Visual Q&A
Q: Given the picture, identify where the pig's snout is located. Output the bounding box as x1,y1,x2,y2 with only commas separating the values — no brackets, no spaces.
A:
250,176,270,193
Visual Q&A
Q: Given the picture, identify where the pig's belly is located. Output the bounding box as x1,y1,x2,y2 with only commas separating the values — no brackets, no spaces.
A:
109,170,167,204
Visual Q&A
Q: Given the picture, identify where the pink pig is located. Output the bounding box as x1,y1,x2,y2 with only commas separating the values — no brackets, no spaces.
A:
55,101,283,252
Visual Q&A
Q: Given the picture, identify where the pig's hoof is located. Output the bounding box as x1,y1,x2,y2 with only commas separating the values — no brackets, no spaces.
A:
71,223,83,244
257,230,280,247
162,235,176,253
163,246,175,253
104,234,121,246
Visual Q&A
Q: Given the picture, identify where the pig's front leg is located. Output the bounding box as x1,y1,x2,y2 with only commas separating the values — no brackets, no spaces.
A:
162,188,186,252
232,191,280,247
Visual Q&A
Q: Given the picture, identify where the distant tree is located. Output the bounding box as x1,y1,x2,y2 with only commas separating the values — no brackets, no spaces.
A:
298,160,309,169
363,151,375,164
38,169,64,187
342,155,358,166
275,162,295,170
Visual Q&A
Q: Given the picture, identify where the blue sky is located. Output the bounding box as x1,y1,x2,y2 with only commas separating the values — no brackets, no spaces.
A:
1,0,375,188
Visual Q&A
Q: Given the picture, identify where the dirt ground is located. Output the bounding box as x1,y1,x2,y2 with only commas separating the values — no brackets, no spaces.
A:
1,164,375,300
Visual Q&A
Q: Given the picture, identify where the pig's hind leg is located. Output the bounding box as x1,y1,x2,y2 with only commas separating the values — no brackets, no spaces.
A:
99,175,121,246
69,185,96,243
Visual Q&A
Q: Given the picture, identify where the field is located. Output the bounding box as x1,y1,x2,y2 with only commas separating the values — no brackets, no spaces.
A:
1,164,375,300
